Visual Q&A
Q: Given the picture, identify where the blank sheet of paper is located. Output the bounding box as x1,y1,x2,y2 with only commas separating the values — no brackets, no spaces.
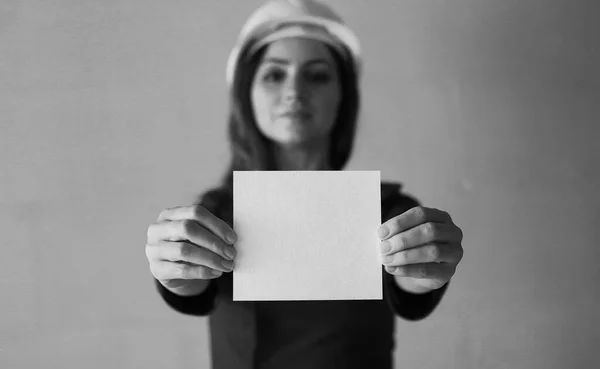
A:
233,170,382,301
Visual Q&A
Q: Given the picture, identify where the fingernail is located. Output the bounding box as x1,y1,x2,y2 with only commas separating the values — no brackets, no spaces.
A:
381,255,394,264
211,270,223,277
385,266,396,274
221,259,234,271
380,240,391,254
378,225,389,239
224,246,236,260
226,232,237,244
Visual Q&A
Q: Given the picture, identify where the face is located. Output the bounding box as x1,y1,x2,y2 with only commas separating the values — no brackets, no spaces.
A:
250,38,342,146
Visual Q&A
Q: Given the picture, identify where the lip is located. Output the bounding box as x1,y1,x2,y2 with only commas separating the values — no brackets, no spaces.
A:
280,110,311,119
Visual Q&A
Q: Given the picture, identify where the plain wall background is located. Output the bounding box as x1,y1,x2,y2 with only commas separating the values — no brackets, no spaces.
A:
1,0,599,368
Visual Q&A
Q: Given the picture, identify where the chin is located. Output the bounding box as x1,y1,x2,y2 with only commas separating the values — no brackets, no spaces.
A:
266,119,326,146
274,134,310,146
273,125,312,145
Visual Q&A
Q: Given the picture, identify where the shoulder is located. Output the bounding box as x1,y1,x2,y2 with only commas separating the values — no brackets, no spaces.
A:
381,181,421,222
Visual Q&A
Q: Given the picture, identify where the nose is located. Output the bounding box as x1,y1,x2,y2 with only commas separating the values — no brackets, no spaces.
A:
282,73,306,103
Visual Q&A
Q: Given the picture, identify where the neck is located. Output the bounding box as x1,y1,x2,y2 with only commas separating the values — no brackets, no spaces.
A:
273,138,331,171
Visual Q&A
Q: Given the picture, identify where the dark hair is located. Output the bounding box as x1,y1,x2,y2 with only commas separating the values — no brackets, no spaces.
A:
218,41,361,190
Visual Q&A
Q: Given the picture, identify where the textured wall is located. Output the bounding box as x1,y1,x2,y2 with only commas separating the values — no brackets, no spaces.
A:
1,0,598,368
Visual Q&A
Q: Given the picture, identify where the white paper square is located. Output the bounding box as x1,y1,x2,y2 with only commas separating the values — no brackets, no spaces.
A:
233,170,382,301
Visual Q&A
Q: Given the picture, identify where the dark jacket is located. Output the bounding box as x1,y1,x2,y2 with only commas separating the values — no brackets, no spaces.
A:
155,181,448,369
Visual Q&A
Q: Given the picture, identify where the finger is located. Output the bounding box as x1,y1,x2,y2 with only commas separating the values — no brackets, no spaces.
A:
378,206,451,240
147,220,236,261
379,222,460,255
146,241,235,273
384,262,455,280
157,204,237,244
150,260,223,280
381,243,463,266
383,272,449,292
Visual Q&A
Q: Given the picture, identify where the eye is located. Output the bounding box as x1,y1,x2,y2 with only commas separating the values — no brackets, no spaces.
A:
306,70,332,84
262,68,286,83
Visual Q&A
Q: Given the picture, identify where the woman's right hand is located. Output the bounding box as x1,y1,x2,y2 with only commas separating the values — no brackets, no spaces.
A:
145,204,237,296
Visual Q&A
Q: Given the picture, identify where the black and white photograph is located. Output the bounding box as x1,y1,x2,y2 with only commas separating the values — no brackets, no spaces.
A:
1,0,598,368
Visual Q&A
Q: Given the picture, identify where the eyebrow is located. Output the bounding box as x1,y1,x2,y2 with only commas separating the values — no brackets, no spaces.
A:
261,57,331,67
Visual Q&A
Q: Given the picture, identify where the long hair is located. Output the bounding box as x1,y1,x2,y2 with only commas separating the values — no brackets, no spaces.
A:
218,41,361,191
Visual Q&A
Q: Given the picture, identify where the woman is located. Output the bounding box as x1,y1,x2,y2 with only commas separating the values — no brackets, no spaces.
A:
145,1,464,368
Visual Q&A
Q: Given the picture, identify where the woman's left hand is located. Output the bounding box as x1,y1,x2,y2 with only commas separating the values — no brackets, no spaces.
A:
378,206,464,293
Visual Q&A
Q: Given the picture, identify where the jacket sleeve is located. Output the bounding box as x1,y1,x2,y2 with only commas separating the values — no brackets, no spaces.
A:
153,186,231,316
381,187,449,320
154,278,219,316
383,271,449,321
